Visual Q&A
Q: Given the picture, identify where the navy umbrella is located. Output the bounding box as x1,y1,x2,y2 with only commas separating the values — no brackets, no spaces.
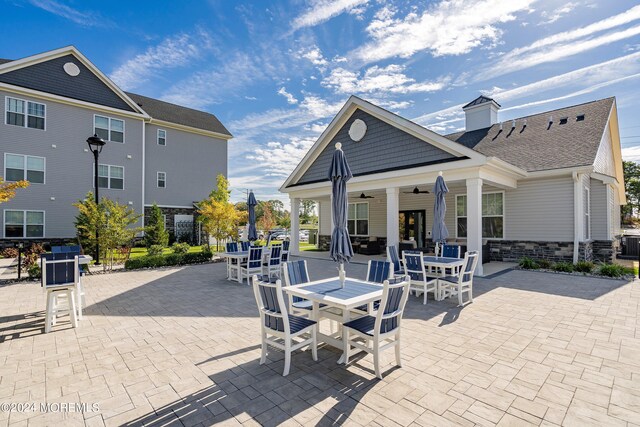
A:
247,191,258,242
432,172,449,246
328,142,354,286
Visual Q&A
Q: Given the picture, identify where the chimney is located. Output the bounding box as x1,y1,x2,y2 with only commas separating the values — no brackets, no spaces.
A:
462,96,501,132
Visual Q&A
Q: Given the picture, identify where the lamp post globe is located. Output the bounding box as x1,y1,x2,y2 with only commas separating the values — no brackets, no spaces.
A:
86,134,106,265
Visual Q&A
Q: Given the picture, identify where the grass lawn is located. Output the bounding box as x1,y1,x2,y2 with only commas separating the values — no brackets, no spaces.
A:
129,245,207,259
300,242,323,251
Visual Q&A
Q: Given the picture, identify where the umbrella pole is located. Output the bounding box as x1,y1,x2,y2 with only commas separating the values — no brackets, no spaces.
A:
339,262,346,288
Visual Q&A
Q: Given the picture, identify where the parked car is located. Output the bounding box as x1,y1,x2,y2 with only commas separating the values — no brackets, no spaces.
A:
299,230,309,242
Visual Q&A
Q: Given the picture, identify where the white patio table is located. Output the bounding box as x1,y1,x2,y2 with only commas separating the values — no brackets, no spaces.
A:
221,251,248,283
422,255,465,300
284,277,383,364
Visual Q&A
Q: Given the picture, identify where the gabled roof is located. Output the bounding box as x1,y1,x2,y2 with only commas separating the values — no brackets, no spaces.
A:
446,98,615,172
126,92,231,137
0,47,231,137
463,95,501,109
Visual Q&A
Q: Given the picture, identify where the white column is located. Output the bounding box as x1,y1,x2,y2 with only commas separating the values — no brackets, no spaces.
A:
466,178,483,276
386,187,400,251
290,197,300,256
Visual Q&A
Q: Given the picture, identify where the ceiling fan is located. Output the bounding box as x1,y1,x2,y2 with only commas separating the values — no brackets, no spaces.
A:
359,192,374,199
403,186,430,195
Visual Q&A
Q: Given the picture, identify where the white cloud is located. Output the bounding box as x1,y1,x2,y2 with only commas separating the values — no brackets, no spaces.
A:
322,64,449,95
291,0,370,30
160,53,260,108
352,0,536,63
28,0,110,27
299,46,328,66
477,4,640,80
278,87,299,104
110,30,212,91
539,2,579,25
622,146,640,162
247,137,318,177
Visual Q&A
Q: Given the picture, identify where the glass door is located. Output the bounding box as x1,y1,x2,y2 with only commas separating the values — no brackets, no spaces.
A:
399,210,426,248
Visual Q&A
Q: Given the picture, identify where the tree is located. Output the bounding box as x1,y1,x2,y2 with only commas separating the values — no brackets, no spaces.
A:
0,177,29,203
74,193,142,270
209,174,231,203
145,203,169,248
198,198,245,251
278,211,291,229
623,160,640,221
300,200,318,224
258,201,276,233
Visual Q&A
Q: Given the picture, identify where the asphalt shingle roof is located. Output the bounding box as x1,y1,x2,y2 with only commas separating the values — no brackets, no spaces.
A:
463,95,501,109
445,98,614,172
0,58,231,137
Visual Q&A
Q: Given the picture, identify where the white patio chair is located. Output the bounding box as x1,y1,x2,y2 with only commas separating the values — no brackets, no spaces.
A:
386,246,403,275
240,246,263,284
403,252,438,304
262,245,282,278
41,253,79,333
251,275,318,376
438,251,479,307
343,276,411,379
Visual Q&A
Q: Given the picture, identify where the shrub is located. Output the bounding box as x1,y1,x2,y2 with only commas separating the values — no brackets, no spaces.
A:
574,261,595,273
145,203,169,248
553,262,574,273
124,248,213,270
1,247,18,258
28,263,41,280
598,263,634,278
519,257,539,269
172,242,190,255
537,259,552,269
148,245,164,256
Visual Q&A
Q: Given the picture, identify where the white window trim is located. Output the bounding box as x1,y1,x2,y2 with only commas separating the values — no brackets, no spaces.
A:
93,114,125,143
157,171,166,188
4,96,46,131
348,201,369,236
584,187,591,241
3,209,45,238
95,163,125,190
3,153,46,184
455,191,505,240
157,129,167,146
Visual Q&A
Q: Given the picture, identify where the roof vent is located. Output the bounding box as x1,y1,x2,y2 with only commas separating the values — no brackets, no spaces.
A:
547,115,553,130
559,117,568,125
511,119,516,128
63,62,80,77
576,114,585,121
499,122,503,131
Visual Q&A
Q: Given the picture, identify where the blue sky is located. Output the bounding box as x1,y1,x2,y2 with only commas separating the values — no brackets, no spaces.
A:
3,0,640,206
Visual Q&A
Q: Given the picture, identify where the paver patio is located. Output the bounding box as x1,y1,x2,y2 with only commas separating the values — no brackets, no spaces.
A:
1,257,639,426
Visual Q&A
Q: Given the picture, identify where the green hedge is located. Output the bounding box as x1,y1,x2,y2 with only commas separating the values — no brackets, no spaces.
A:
125,250,213,270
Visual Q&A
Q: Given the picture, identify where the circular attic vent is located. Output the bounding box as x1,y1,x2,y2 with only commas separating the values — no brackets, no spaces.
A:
349,119,367,142
63,62,80,77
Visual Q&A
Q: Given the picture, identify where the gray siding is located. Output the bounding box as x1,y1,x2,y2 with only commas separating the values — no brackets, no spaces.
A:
594,122,615,177
590,179,608,240
144,124,227,207
0,89,144,238
295,109,459,185
0,55,135,112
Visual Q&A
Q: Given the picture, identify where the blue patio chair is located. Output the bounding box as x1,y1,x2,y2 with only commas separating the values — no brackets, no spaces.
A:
262,245,282,278
438,251,479,307
41,253,79,333
357,260,393,312
240,246,263,284
251,275,318,376
386,246,403,275
50,245,85,317
226,242,239,253
281,240,290,263
442,244,461,258
240,241,250,252
343,276,411,379
403,252,438,304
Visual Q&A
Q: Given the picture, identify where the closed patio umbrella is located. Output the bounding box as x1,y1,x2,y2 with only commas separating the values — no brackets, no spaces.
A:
328,142,354,287
247,191,258,242
432,172,449,247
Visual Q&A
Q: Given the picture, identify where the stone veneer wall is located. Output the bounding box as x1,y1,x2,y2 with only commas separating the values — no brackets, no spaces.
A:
144,206,196,232
318,235,331,251
488,241,576,262
0,238,77,251
592,239,619,263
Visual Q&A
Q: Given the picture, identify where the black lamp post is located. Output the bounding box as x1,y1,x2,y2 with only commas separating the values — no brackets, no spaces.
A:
87,134,106,265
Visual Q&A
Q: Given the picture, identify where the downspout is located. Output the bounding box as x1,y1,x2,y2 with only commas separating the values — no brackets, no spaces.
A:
141,120,146,234
572,171,580,263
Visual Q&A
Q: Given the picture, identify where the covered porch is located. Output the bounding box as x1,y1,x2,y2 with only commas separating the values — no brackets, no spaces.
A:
287,161,525,276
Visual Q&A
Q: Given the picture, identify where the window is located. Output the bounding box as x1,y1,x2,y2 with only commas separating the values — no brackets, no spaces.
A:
4,210,44,238
157,171,166,188
584,188,590,240
456,192,504,239
347,202,369,236
97,164,124,189
94,115,124,143
4,154,45,184
5,97,45,130
157,129,166,146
